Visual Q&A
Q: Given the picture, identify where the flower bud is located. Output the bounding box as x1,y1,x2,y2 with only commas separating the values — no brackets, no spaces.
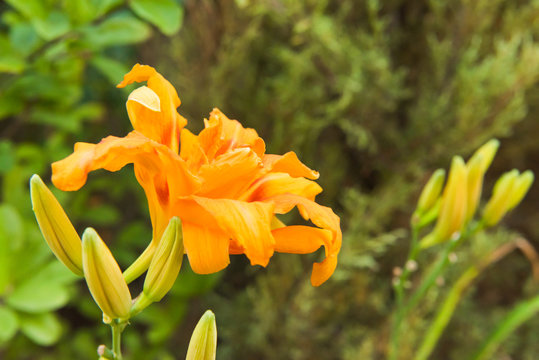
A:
465,154,484,222
416,169,445,215
482,170,519,226
186,310,217,360
82,228,132,320
507,170,534,211
143,217,183,302
468,139,500,173
30,174,83,276
421,157,468,248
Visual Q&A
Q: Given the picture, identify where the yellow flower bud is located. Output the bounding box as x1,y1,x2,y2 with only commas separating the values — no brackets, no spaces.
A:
143,217,183,302
30,174,83,276
465,154,484,222
482,170,519,227
416,169,446,215
421,157,468,248
82,228,132,320
468,139,500,173
507,170,534,211
186,310,217,360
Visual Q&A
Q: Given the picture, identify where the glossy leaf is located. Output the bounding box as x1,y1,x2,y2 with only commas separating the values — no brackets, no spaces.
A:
130,0,183,35
19,312,62,346
0,306,18,344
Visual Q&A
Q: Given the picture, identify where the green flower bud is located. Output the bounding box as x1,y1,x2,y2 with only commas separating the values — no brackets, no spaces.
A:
30,174,83,276
82,228,132,320
421,157,468,248
186,310,217,360
482,170,519,227
465,154,484,222
468,139,500,173
144,217,184,302
416,169,446,215
507,170,534,211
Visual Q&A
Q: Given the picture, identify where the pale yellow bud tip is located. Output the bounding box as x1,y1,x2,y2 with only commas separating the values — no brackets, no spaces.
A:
416,169,446,215
470,139,500,173
30,174,83,276
186,310,217,360
82,228,132,320
507,171,534,211
143,217,184,302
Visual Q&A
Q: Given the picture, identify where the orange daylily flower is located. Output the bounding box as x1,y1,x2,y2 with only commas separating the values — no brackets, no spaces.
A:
52,64,341,286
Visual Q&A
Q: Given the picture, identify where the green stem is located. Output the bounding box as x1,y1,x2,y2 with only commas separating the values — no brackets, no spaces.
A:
111,320,126,360
389,225,420,360
470,293,539,360
414,266,480,360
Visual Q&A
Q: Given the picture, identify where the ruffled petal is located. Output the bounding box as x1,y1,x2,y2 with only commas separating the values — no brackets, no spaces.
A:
272,226,331,254
268,194,341,286
117,64,186,152
174,196,275,267
263,152,319,180
244,172,323,202
197,148,265,199
205,108,266,158
52,131,199,194
182,221,230,274
179,128,208,172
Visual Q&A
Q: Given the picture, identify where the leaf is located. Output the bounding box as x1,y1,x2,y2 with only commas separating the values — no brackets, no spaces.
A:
0,306,18,344
82,12,152,48
6,261,74,313
129,0,183,35
4,0,46,19
9,22,41,56
91,55,130,85
0,204,24,250
19,312,62,346
0,141,15,174
31,10,71,41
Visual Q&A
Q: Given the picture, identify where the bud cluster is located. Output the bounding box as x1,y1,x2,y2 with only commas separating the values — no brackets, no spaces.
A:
413,139,534,248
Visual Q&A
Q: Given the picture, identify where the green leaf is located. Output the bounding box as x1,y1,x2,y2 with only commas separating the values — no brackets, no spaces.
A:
94,0,124,16
9,22,41,56
91,55,130,85
0,35,25,74
0,306,19,344
6,261,73,313
0,141,15,174
32,10,71,41
129,0,183,35
0,204,24,250
63,0,98,24
82,12,152,48
19,312,62,346
4,0,46,19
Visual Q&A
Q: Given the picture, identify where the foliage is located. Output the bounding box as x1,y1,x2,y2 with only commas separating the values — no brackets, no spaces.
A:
1,0,539,359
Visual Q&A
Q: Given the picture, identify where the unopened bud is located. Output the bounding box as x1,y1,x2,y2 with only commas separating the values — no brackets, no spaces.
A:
82,228,132,320
421,157,468,248
482,170,519,226
30,174,83,276
465,154,484,222
144,217,183,302
416,169,446,215
468,139,500,173
507,171,534,211
186,310,217,360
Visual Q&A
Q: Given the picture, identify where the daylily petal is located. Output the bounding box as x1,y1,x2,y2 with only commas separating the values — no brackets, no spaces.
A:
244,172,323,202
182,221,230,274
179,129,208,172
197,148,265,199
205,108,266,158
174,196,275,267
117,64,186,152
272,226,331,254
268,194,341,286
52,131,199,194
263,152,319,180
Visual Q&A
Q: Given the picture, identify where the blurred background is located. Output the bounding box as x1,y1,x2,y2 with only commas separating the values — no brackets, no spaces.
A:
0,0,538,359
